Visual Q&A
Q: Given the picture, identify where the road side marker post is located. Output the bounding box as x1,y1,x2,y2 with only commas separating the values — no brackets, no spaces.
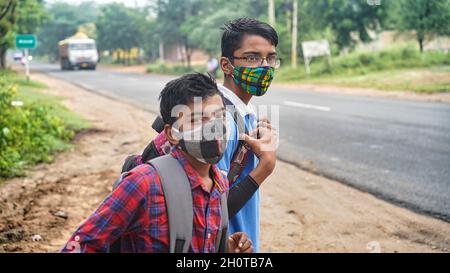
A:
15,34,37,82
301,40,332,76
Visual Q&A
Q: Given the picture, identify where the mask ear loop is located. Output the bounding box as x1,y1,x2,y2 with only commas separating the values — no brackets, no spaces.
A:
227,58,242,86
226,57,237,78
171,126,182,141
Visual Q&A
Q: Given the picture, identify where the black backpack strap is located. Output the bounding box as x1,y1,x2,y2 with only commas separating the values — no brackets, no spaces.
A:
215,192,229,253
223,97,247,135
120,155,141,174
141,140,161,162
223,97,252,184
149,154,193,253
151,115,165,133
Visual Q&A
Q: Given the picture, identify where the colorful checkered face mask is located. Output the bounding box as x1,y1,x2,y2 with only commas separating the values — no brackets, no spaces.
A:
231,65,275,96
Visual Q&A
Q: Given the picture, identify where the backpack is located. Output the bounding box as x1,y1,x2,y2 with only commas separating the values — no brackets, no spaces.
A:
110,97,251,252
110,154,229,253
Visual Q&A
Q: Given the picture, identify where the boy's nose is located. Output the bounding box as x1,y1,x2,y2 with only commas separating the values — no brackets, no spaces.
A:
260,58,269,66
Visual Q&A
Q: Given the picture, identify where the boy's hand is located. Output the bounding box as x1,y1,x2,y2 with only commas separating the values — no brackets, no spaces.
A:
228,232,253,253
242,118,277,185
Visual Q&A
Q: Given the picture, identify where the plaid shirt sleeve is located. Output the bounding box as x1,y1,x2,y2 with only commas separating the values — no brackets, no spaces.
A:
60,164,154,253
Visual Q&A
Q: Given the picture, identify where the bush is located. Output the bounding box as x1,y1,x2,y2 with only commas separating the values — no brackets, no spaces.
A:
147,61,207,75
276,46,450,82
0,77,75,178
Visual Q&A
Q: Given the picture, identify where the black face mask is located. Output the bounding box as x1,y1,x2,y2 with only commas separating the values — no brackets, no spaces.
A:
173,119,228,164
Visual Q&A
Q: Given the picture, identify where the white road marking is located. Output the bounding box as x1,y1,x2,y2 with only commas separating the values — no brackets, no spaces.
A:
283,101,331,112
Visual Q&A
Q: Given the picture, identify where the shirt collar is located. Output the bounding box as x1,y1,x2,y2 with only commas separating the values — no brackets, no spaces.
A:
218,84,256,118
170,147,228,196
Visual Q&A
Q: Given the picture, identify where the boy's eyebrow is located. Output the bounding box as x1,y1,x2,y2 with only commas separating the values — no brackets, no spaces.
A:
242,51,261,55
242,51,277,56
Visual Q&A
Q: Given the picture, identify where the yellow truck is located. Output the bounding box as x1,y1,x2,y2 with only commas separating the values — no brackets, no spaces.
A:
58,32,98,70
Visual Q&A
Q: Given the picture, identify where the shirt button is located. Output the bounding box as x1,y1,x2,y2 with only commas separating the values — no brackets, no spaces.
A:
207,233,211,239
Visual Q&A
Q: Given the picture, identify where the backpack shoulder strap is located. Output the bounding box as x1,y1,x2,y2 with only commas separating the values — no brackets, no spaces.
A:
149,154,193,253
215,192,229,253
223,97,247,135
223,97,252,184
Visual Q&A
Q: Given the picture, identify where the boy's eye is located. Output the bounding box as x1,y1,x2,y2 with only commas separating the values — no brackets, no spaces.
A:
246,56,259,62
267,56,277,62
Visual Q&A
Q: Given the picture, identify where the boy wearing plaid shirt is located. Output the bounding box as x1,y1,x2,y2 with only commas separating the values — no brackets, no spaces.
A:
61,73,252,253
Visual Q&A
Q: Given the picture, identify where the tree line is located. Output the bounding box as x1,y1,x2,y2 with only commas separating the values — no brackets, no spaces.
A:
1,0,449,69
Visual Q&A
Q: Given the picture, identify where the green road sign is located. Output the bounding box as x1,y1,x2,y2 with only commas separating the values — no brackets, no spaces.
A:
16,34,37,49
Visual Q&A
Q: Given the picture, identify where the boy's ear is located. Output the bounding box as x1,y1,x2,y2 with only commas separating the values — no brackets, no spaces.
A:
164,124,179,146
220,57,232,76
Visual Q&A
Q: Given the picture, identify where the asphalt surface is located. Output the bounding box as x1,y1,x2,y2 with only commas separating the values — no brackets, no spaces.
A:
27,62,450,222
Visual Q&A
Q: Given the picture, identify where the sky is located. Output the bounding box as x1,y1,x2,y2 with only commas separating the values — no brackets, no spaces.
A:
45,0,149,7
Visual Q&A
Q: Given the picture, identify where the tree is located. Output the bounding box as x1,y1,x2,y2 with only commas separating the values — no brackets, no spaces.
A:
180,5,247,58
0,0,47,69
291,0,298,68
36,1,99,59
15,0,48,34
0,0,17,68
177,0,265,65
399,0,450,52
268,0,276,27
0,0,16,21
307,0,391,51
151,0,202,68
96,3,146,65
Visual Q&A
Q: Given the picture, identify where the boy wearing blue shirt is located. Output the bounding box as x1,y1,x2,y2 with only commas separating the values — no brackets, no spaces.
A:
217,17,280,252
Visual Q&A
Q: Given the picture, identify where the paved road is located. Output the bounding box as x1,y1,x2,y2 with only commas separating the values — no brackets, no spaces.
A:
29,62,450,222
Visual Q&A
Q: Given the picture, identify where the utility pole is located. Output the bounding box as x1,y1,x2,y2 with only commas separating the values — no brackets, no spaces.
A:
24,49,30,81
159,40,164,63
268,0,276,27
291,0,298,68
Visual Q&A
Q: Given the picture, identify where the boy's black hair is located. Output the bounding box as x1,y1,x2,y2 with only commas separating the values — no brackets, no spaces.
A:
221,17,278,59
159,73,223,125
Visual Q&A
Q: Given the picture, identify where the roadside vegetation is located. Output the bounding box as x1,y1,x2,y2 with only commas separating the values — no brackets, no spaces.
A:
0,69,89,178
275,46,450,93
145,46,450,93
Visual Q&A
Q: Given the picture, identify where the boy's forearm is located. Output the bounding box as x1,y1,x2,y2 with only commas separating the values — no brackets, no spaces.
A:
227,175,259,218
249,158,275,185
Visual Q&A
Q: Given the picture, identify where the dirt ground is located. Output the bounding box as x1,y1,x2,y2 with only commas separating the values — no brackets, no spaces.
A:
0,73,449,253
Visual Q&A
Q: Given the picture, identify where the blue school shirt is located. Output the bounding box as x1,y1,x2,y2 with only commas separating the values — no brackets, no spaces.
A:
216,84,260,252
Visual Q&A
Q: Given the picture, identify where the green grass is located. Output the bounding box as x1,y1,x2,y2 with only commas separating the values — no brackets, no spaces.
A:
291,66,450,94
1,69,90,178
147,61,206,74
1,69,89,131
274,46,450,94
146,61,224,79
0,69,47,89
16,87,90,131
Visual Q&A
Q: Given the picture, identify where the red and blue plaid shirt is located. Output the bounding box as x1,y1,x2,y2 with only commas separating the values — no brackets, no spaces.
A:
61,148,228,253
